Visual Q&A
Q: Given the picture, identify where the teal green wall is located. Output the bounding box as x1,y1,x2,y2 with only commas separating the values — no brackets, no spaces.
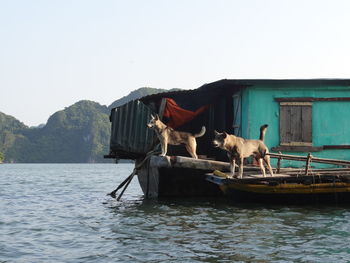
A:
241,84,350,167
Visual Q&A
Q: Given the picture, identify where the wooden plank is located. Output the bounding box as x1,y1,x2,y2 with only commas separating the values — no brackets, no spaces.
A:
172,156,230,171
275,97,350,102
271,145,323,152
323,145,350,149
149,155,230,171
290,106,302,142
301,105,312,143
280,105,291,143
280,102,312,106
278,167,350,174
267,152,350,166
243,173,291,178
213,172,350,182
280,142,312,146
312,158,350,166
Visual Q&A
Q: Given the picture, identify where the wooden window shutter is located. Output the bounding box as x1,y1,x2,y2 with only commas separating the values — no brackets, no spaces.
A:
280,102,312,145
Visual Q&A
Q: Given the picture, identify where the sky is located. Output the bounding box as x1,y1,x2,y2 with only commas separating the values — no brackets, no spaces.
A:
1,0,350,126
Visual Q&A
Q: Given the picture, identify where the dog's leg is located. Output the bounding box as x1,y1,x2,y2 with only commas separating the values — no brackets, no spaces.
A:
186,139,198,159
258,158,267,177
186,144,198,159
163,143,168,156
160,138,167,156
264,156,274,176
229,158,236,178
238,157,244,179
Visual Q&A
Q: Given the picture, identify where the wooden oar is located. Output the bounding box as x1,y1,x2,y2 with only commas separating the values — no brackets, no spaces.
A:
107,143,161,200
117,169,137,201
107,171,135,198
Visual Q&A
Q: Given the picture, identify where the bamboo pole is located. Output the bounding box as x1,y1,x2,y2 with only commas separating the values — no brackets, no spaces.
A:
267,153,350,167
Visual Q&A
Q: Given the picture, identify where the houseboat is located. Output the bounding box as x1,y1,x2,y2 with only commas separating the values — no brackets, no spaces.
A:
105,79,350,203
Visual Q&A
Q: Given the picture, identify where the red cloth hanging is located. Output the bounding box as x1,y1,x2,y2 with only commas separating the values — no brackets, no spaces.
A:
162,98,209,128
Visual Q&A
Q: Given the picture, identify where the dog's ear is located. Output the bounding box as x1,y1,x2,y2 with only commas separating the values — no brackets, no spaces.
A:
214,130,219,136
223,132,228,138
150,114,155,119
155,114,160,120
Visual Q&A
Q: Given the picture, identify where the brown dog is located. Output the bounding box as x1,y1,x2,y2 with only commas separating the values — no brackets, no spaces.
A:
212,124,274,178
147,114,206,159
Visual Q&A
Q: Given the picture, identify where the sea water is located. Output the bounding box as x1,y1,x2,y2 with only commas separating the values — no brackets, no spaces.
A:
1,163,350,262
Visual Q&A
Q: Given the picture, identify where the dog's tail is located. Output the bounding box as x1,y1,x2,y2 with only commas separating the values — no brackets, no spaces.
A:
259,124,268,141
194,126,206,138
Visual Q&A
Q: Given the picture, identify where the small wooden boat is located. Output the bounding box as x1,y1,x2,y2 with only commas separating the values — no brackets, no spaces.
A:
206,153,350,204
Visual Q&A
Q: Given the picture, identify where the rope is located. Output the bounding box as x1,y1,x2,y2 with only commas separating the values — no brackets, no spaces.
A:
107,144,161,200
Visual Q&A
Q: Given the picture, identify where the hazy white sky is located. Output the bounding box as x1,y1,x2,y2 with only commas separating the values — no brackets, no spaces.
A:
1,0,350,126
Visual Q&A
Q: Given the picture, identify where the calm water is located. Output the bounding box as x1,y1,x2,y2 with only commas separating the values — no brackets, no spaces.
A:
1,164,350,263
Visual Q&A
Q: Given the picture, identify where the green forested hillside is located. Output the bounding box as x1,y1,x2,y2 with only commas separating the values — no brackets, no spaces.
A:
0,87,172,163
108,87,179,110
0,112,28,162
2,101,110,163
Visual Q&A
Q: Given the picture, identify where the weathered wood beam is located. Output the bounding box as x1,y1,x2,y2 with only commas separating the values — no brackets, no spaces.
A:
267,153,350,167
275,97,350,102
171,156,231,171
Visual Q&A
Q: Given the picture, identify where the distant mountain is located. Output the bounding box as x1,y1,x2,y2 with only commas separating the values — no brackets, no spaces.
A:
0,87,176,163
0,112,28,163
0,112,28,131
2,101,110,163
108,87,180,110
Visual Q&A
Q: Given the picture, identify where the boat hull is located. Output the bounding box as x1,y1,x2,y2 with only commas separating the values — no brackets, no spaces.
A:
207,173,350,204
137,155,229,198
220,183,350,204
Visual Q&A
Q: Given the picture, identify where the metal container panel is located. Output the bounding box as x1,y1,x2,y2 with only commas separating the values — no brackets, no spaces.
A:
110,100,156,158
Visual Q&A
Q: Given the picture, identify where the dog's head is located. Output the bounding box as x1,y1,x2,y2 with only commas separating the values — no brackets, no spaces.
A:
147,114,160,129
212,130,228,148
